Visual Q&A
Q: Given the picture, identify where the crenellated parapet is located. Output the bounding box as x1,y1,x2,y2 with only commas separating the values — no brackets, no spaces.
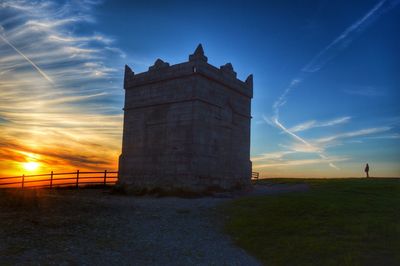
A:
148,58,170,71
123,44,253,98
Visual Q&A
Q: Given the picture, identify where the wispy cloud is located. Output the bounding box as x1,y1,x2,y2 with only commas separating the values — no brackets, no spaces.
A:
301,0,399,73
268,116,311,146
264,0,399,171
0,0,125,176
363,133,400,140
251,146,347,170
288,116,351,133
273,0,399,113
252,125,392,172
262,115,341,169
343,86,385,97
254,157,348,169
0,33,54,83
251,151,296,162
316,127,392,144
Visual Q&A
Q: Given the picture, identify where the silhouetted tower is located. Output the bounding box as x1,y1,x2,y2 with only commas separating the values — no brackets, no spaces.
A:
118,44,253,193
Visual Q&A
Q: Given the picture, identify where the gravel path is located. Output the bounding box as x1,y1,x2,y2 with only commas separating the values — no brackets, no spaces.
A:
0,184,308,265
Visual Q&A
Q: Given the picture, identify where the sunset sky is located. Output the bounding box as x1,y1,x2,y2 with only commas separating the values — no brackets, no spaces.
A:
0,0,399,177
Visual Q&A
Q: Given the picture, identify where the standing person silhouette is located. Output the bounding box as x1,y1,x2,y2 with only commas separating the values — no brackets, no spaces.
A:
365,163,370,178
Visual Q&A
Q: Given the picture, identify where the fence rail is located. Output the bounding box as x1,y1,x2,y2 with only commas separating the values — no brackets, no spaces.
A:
1,170,260,189
252,172,259,180
0,170,118,189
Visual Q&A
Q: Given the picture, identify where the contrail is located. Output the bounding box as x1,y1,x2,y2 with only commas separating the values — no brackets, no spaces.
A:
302,0,398,73
274,0,400,114
271,116,310,147
268,0,400,169
264,115,341,169
0,33,54,84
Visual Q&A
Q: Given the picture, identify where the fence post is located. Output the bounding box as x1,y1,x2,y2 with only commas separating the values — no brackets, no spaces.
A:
21,174,25,189
50,171,53,189
76,170,79,189
103,170,107,187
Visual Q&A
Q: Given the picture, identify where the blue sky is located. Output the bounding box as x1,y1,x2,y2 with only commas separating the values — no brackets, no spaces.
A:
0,0,399,177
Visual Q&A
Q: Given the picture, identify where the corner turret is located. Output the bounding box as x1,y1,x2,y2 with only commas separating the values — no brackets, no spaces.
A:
124,64,134,87
189,44,208,62
245,74,253,89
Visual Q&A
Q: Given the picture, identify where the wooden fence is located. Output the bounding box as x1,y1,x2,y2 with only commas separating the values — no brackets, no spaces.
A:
0,170,118,189
252,172,260,180
0,171,260,189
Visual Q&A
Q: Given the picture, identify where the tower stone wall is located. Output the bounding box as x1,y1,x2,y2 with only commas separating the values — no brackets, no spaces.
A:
118,44,253,193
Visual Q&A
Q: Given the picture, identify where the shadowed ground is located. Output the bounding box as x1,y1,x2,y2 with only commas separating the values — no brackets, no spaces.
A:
0,184,306,265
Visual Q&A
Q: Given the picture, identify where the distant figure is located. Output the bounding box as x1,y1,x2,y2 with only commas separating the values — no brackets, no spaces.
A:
365,163,370,178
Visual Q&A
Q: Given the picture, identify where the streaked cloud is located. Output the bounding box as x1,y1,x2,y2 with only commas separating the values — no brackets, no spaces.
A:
256,115,393,171
253,156,348,169
288,116,351,133
263,115,340,169
302,0,399,73
251,151,296,162
251,146,346,170
271,0,398,114
315,127,391,144
364,133,400,140
0,34,54,83
264,0,399,172
272,0,398,113
0,0,125,176
343,86,385,97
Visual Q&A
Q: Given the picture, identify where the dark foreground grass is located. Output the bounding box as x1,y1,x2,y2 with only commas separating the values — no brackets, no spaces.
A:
221,178,400,265
0,188,120,263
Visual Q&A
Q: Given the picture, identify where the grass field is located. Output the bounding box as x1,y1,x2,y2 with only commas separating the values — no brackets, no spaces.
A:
221,178,400,265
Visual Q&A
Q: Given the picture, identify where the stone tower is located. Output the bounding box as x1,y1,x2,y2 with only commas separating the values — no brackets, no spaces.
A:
118,44,253,193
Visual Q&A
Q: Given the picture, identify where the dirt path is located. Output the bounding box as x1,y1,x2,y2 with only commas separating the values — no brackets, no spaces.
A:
0,184,308,265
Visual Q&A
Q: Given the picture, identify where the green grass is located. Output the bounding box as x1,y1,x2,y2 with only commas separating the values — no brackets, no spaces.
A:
221,178,400,265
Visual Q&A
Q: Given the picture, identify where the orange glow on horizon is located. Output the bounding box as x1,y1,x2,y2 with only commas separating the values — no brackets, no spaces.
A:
0,145,120,178
23,162,40,171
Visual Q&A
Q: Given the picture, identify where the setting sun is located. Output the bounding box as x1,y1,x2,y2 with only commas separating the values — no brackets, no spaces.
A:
23,162,39,171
